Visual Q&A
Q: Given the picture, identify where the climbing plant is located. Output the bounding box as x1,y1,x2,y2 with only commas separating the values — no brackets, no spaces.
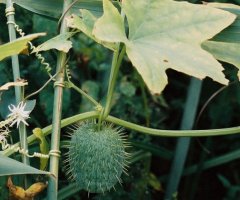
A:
0,0,240,199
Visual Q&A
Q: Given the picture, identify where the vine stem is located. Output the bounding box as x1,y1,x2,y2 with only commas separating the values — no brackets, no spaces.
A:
3,111,240,157
24,72,58,100
47,0,72,199
68,82,100,107
6,0,29,187
105,115,240,137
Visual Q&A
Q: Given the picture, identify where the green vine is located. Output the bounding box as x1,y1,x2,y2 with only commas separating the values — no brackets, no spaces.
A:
3,110,240,158
1,0,240,198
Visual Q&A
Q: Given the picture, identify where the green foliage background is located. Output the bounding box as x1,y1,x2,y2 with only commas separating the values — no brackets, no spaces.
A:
1,0,240,199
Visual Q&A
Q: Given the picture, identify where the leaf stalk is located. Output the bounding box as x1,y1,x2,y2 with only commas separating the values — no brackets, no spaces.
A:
103,45,126,119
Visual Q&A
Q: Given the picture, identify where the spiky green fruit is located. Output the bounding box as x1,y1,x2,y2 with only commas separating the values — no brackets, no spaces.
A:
65,121,130,193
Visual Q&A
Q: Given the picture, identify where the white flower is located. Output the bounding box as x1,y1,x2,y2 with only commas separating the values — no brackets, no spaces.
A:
8,101,31,127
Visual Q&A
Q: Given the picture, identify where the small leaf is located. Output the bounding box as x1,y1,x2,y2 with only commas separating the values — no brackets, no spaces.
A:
66,11,96,38
66,11,116,51
25,99,36,114
32,32,74,53
93,0,236,94
0,154,50,176
0,33,46,61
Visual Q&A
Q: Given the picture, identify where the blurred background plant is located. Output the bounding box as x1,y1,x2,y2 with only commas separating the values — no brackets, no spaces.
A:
1,0,240,199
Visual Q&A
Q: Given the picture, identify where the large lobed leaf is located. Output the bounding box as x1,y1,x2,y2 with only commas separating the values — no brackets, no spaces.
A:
202,41,240,76
208,3,240,43
202,3,240,79
0,33,45,61
92,0,236,94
